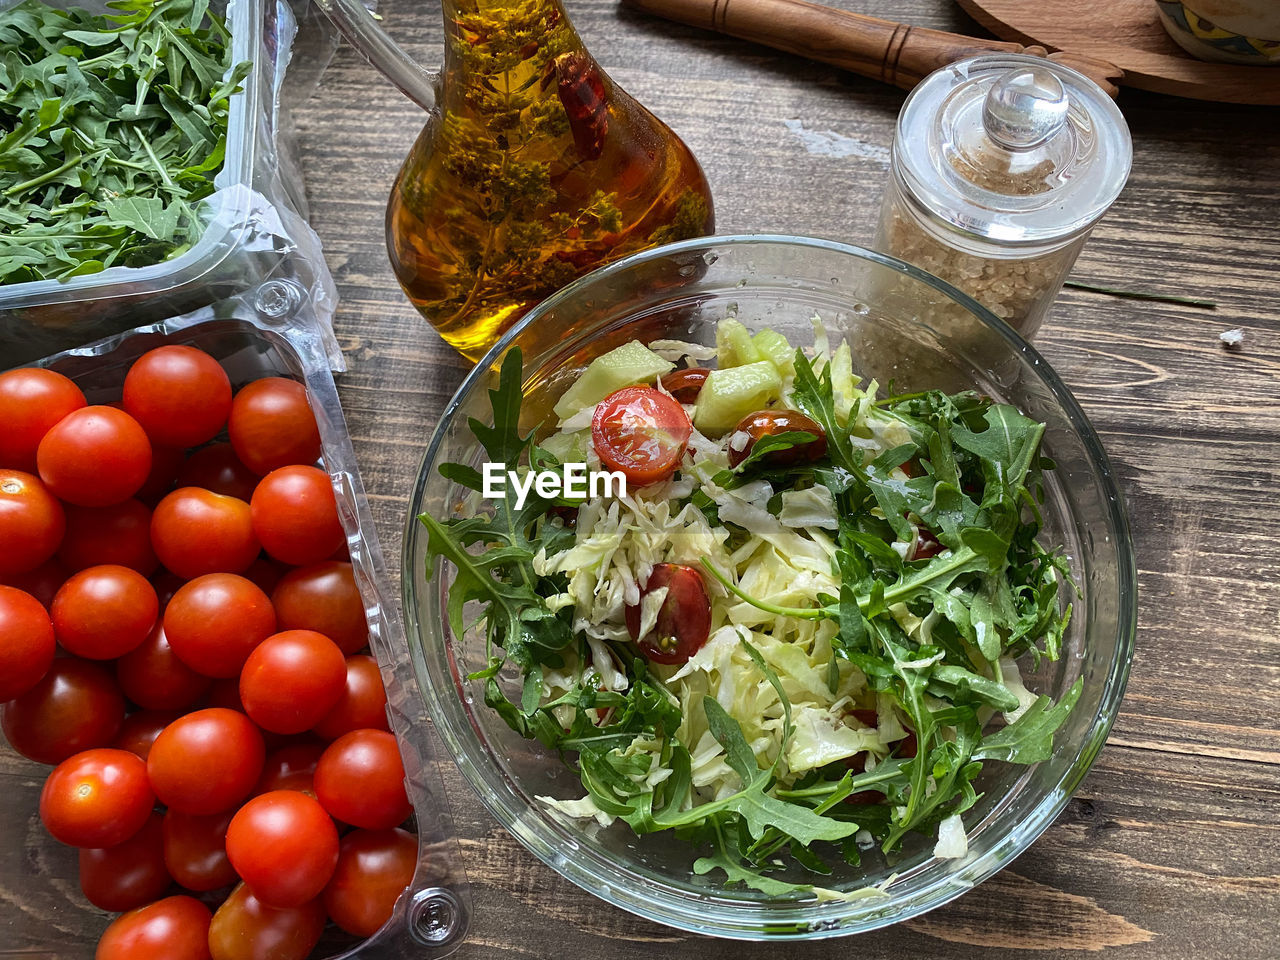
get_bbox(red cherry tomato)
[658,366,711,404]
[0,585,56,701]
[117,622,213,711]
[226,790,339,908]
[113,710,182,761]
[314,729,412,830]
[0,469,65,575]
[123,345,232,448]
[52,564,158,660]
[207,882,325,960]
[58,499,158,575]
[725,409,828,469]
[37,406,152,507]
[1,556,68,608]
[162,808,238,892]
[95,895,212,960]
[271,561,368,655]
[1,658,125,764]
[910,527,943,561]
[176,443,259,502]
[164,574,276,678]
[136,444,186,505]
[313,655,389,741]
[254,742,325,795]
[205,676,246,712]
[322,827,418,937]
[623,562,711,665]
[151,488,259,579]
[79,811,171,912]
[243,557,287,596]
[0,368,87,471]
[250,466,344,566]
[591,386,692,487]
[147,708,265,815]
[40,747,154,848]
[239,630,347,735]
[227,378,322,476]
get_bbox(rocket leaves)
[0,0,251,285]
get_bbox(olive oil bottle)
[384,0,714,360]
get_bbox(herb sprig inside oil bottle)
[387,0,714,360]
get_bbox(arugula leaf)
[0,0,251,285]
[703,698,759,784]
[421,348,573,671]
[973,677,1083,764]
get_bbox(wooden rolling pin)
[622,0,1123,97]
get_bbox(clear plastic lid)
[893,54,1132,246]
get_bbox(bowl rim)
[402,233,1137,939]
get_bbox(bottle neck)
[440,0,585,94]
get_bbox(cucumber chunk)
[553,341,674,420]
[752,328,795,377]
[693,361,783,436]
[716,319,763,368]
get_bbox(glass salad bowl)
[402,235,1136,939]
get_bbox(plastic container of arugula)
[405,236,1136,939]
[0,0,342,368]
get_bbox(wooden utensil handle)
[623,0,1122,96]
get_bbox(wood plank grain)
[6,0,1274,957]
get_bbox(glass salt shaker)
[874,54,1132,340]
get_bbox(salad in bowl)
[419,316,1079,901]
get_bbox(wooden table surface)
[290,0,1280,956]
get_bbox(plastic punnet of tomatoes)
[0,298,469,959]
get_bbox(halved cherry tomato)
[78,811,170,912]
[208,882,325,960]
[59,499,158,575]
[162,807,238,892]
[622,562,711,665]
[0,469,65,576]
[910,527,943,561]
[147,708,265,815]
[226,790,338,907]
[591,386,691,487]
[239,630,347,735]
[322,827,418,937]
[726,410,827,468]
[227,377,322,476]
[151,487,260,579]
[51,564,158,660]
[40,747,154,848]
[1,657,125,764]
[123,344,232,448]
[659,366,711,404]
[36,405,152,507]
[314,729,412,830]
[0,367,86,472]
[0,585,55,701]
[96,895,212,960]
